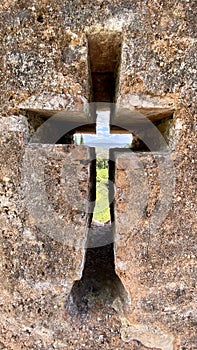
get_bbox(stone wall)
[0,1,196,349]
[112,150,196,350]
[0,116,95,348]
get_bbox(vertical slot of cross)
[87,31,122,105]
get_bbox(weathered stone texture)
[0,116,94,348]
[0,1,196,114]
[0,0,196,349]
[113,150,196,349]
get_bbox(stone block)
[112,150,196,349]
[0,116,95,347]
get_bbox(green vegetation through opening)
[93,157,110,223]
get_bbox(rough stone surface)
[113,150,196,350]
[0,116,95,348]
[0,0,196,349]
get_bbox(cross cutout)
[77,107,132,224]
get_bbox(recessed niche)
[65,243,129,316]
[87,31,122,103]
[20,108,96,144]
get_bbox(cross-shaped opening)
[20,30,175,316]
[74,109,132,225]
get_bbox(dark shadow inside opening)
[87,31,122,103]
[65,243,128,316]
[21,110,75,144]
[66,32,128,316]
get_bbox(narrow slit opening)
[66,110,130,318]
[65,242,128,316]
[87,31,122,104]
